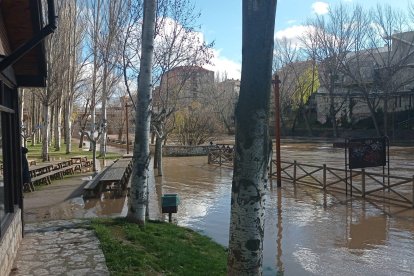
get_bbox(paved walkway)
[10,219,109,276]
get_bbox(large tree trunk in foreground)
[127,0,157,225]
[227,0,277,275]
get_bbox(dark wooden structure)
[0,1,55,274]
[207,144,235,166]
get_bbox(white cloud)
[276,25,309,40]
[275,25,315,48]
[312,2,329,15]
[205,49,241,80]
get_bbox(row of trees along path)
[18,0,277,274]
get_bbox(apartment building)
[315,31,414,125]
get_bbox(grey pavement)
[10,219,109,276]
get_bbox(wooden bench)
[31,172,52,186]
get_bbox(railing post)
[293,160,297,185]
[362,169,366,198]
[323,164,326,190]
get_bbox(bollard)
[323,164,327,190]
[293,160,297,185]
[362,169,366,198]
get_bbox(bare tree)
[98,0,126,157]
[127,0,157,225]
[174,101,218,145]
[367,4,414,136]
[84,0,105,167]
[303,3,355,137]
[150,0,213,175]
[336,5,382,134]
[274,38,318,135]
[202,79,239,134]
[227,0,277,274]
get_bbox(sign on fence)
[348,137,386,169]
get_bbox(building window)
[0,82,21,237]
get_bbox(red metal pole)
[273,75,282,187]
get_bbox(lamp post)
[273,75,282,187]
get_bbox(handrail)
[270,159,414,208]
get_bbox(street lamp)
[273,75,282,187]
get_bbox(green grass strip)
[26,142,121,161]
[91,218,227,276]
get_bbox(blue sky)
[195,0,411,79]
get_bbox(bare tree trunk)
[228,0,277,274]
[79,133,84,148]
[127,0,157,225]
[99,61,109,157]
[36,100,42,144]
[50,104,55,147]
[19,89,25,146]
[54,98,62,151]
[329,86,338,138]
[155,137,163,176]
[65,98,73,153]
[42,103,50,161]
[31,93,36,146]
[302,108,313,136]
[365,95,381,136]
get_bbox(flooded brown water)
[29,141,414,275]
[153,142,414,276]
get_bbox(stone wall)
[151,145,211,157]
[0,209,22,276]
[108,140,211,156]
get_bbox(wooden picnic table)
[71,156,87,165]
[111,159,131,168]
[29,163,54,177]
[25,159,81,192]
[100,167,128,182]
[84,158,133,197]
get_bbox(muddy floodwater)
[154,142,414,276]
[28,142,414,275]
